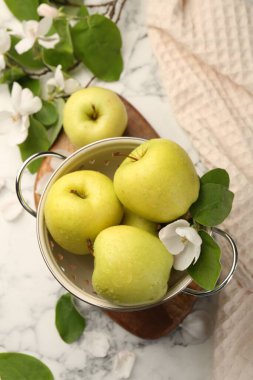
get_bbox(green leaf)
[19,117,50,173]
[47,98,65,145]
[71,14,123,81]
[4,0,39,20]
[8,36,44,71]
[43,18,74,70]
[201,168,230,188]
[0,67,26,84]
[0,352,54,380]
[78,5,89,17]
[19,77,41,96]
[55,293,86,343]
[35,100,58,127]
[62,4,88,17]
[188,230,221,290]
[190,183,234,226]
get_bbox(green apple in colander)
[114,138,200,223]
[92,225,173,305]
[121,208,158,236]
[44,170,123,255]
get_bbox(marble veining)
[0,0,215,379]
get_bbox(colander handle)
[182,227,238,297]
[16,151,66,218]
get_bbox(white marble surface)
[0,0,215,379]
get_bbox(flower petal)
[38,17,52,36]
[160,234,184,255]
[0,111,13,134]
[23,20,39,38]
[64,78,80,95]
[0,29,11,53]
[37,4,59,18]
[19,88,42,115]
[173,242,201,271]
[21,114,30,130]
[84,331,110,358]
[8,116,29,145]
[11,82,22,111]
[113,351,136,379]
[46,77,57,94]
[38,33,60,49]
[1,195,23,222]
[54,65,65,89]
[15,37,35,54]
[159,219,190,239]
[176,226,202,246]
[159,219,190,255]
[180,310,213,345]
[0,54,6,71]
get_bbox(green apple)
[44,170,123,255]
[92,225,173,305]
[122,208,157,235]
[114,138,200,222]
[63,87,128,148]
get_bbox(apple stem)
[112,152,138,161]
[87,239,94,256]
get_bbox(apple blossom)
[15,18,60,54]
[159,219,202,271]
[0,82,42,145]
[0,29,11,71]
[47,65,80,96]
[37,4,59,18]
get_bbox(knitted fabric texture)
[147,0,253,379]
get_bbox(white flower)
[0,29,11,71]
[47,65,80,95]
[15,18,60,54]
[0,82,42,145]
[37,4,59,18]
[159,219,202,271]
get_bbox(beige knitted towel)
[147,0,253,379]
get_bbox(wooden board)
[34,95,197,339]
